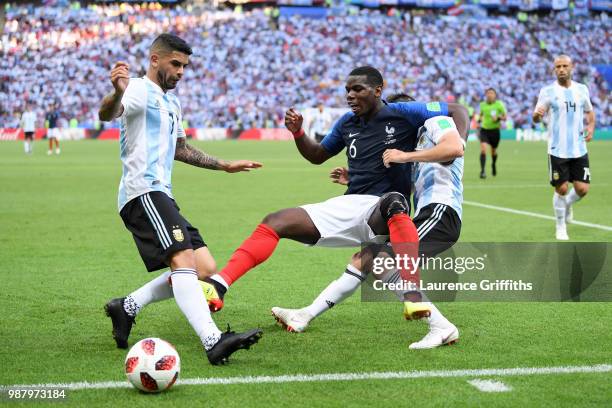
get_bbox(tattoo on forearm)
[174,139,223,170]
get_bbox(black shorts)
[413,203,462,258]
[479,128,501,148]
[548,154,590,187]
[120,191,206,272]
[24,131,34,140]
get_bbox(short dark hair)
[349,66,384,88]
[386,92,415,103]
[485,88,497,95]
[150,33,192,56]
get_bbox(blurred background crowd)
[0,2,609,130]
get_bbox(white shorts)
[301,194,388,248]
[48,128,60,139]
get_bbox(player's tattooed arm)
[285,108,333,165]
[447,103,470,141]
[174,138,262,172]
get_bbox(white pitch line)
[463,200,612,232]
[468,379,512,392]
[2,364,611,391]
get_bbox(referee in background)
[476,88,506,179]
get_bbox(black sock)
[206,277,227,297]
[492,154,498,166]
[480,153,486,172]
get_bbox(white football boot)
[409,324,459,350]
[556,224,569,241]
[271,307,313,333]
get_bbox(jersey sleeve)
[388,101,449,128]
[423,116,463,146]
[535,88,550,111]
[320,112,352,156]
[174,98,186,139]
[120,79,145,117]
[582,85,593,112]
[499,101,507,115]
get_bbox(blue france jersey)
[117,77,185,211]
[412,116,464,220]
[321,101,448,200]
[536,81,593,159]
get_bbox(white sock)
[124,271,173,317]
[420,293,452,329]
[210,274,229,290]
[566,189,582,206]
[304,264,365,318]
[553,192,567,228]
[24,141,29,153]
[171,269,222,350]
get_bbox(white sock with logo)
[124,271,173,317]
[304,265,365,318]
[553,192,567,228]
[566,189,582,206]
[170,269,222,350]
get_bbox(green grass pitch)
[1,139,611,407]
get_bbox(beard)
[157,69,178,91]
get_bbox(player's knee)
[350,252,363,270]
[261,211,284,232]
[555,183,568,195]
[169,249,196,270]
[262,209,302,238]
[575,185,589,197]
[196,258,217,279]
[379,192,408,221]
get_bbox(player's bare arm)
[285,108,332,165]
[447,103,470,140]
[585,110,595,142]
[99,62,129,121]
[174,138,262,172]
[383,130,464,168]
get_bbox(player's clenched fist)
[284,108,303,134]
[111,62,130,94]
[534,105,548,117]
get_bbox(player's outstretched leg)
[379,192,428,313]
[204,208,320,312]
[170,249,262,365]
[271,253,367,332]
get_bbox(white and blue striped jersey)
[536,81,593,159]
[413,116,464,220]
[117,77,185,211]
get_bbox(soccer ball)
[125,338,180,393]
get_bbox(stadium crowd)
[0,3,609,130]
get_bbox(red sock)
[219,224,280,286]
[387,214,420,287]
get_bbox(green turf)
[1,140,611,407]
